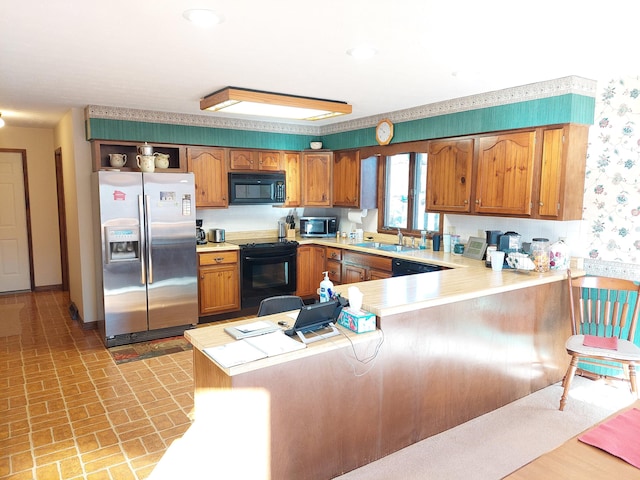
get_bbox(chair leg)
[559,356,579,411]
[630,363,638,398]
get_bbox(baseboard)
[33,284,63,292]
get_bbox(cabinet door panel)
[229,150,256,170]
[283,153,301,207]
[427,139,473,212]
[296,245,325,298]
[258,151,281,171]
[303,152,333,206]
[199,264,240,315]
[333,151,359,207]
[187,147,228,208]
[538,128,563,218]
[343,264,366,284]
[476,132,535,215]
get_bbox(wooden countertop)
[196,235,580,318]
[185,312,383,376]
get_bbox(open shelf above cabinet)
[92,140,187,172]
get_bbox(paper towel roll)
[347,209,367,224]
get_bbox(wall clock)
[376,119,394,145]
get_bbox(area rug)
[109,336,192,364]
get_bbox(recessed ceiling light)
[347,46,377,60]
[183,9,224,27]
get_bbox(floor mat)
[109,335,192,364]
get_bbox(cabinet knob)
[464,200,468,204]
[539,201,544,206]
[215,257,224,263]
[475,199,480,204]
[200,275,204,279]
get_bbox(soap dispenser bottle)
[319,271,334,303]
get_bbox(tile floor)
[0,290,195,480]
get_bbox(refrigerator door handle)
[138,195,147,284]
[145,194,153,284]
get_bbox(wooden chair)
[256,295,305,317]
[559,270,640,410]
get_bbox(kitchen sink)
[353,242,418,252]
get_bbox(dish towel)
[578,408,640,469]
[583,334,618,350]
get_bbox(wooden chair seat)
[559,271,640,411]
[566,335,640,361]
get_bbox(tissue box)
[337,308,376,333]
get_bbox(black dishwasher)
[391,259,450,277]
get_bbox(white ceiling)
[0,0,636,129]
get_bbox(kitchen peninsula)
[185,238,575,479]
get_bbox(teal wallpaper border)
[86,119,317,150]
[325,93,596,150]
[87,93,594,151]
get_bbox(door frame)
[54,148,69,291]
[0,148,34,291]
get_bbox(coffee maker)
[196,219,207,245]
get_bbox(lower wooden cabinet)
[296,245,326,298]
[332,249,393,284]
[198,251,240,316]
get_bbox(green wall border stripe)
[87,118,316,150]
[87,93,594,151]
[323,94,595,150]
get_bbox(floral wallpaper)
[583,76,640,265]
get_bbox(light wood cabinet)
[296,245,326,298]
[474,131,536,216]
[536,124,589,220]
[302,152,333,206]
[325,247,343,284]
[198,251,240,316]
[187,147,228,208]
[341,251,393,284]
[229,149,282,171]
[333,151,378,208]
[282,152,302,207]
[426,139,473,213]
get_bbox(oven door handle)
[244,254,295,262]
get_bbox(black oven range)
[228,238,299,308]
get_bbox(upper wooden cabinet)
[229,149,282,171]
[474,131,536,216]
[302,151,333,207]
[426,139,473,213]
[187,147,228,208]
[536,124,589,220]
[282,152,302,207]
[333,151,378,209]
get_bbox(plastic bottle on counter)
[420,231,427,249]
[319,271,334,303]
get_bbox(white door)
[0,152,31,292]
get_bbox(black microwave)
[228,173,286,205]
[300,216,338,238]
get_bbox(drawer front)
[326,247,342,261]
[343,251,392,272]
[327,259,342,283]
[199,250,238,266]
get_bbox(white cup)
[491,250,505,271]
[443,234,451,253]
[137,154,155,173]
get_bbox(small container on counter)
[531,238,550,272]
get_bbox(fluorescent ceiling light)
[200,87,352,121]
[183,9,224,27]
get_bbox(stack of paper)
[204,331,306,368]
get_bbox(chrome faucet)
[397,228,403,246]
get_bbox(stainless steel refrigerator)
[93,171,197,347]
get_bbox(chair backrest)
[257,295,305,317]
[567,270,640,342]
